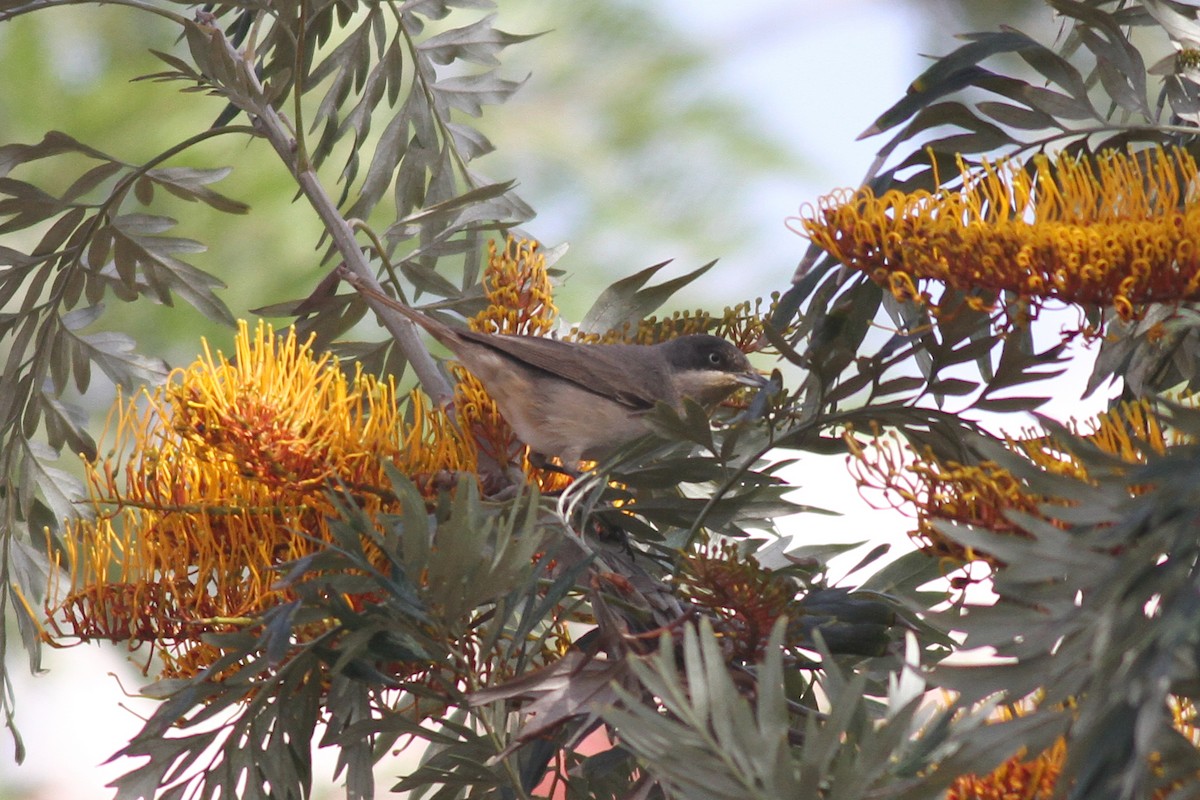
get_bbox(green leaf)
[147,166,249,214]
[19,439,84,524]
[432,72,524,117]
[640,400,716,454]
[73,331,169,388]
[975,100,1058,130]
[579,259,715,335]
[417,15,539,67]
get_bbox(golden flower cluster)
[799,147,1200,326]
[46,321,484,675]
[450,238,573,485]
[571,295,773,353]
[947,698,1200,799]
[947,738,1066,800]
[676,538,797,662]
[847,399,1180,564]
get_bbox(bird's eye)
[707,351,722,365]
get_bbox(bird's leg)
[528,451,581,478]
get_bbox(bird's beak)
[735,371,771,389]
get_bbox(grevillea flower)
[798,147,1200,326]
[45,321,477,676]
[452,238,574,487]
[676,538,796,661]
[945,696,1066,800]
[947,738,1066,800]
[946,697,1200,799]
[847,400,1181,564]
[571,296,772,352]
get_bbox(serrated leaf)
[612,457,731,488]
[0,130,111,178]
[640,400,716,453]
[398,258,463,298]
[148,166,249,214]
[134,175,155,206]
[417,15,538,67]
[74,330,169,387]
[972,394,1049,412]
[145,48,203,81]
[431,72,524,117]
[445,122,494,159]
[60,304,104,331]
[385,179,517,240]
[39,390,93,456]
[927,377,978,397]
[61,161,123,204]
[860,548,942,597]
[111,213,176,236]
[20,439,84,524]
[862,28,1064,137]
[975,100,1057,130]
[1051,0,1148,102]
[31,206,85,259]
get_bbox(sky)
[0,2,1104,798]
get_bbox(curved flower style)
[847,400,1179,564]
[799,147,1200,325]
[676,538,796,662]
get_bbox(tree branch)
[211,22,454,403]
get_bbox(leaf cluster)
[110,470,555,800]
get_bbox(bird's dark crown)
[659,334,754,374]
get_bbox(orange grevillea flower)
[675,538,796,661]
[798,147,1200,325]
[946,697,1200,799]
[847,400,1180,564]
[947,738,1066,800]
[945,696,1065,800]
[45,320,475,676]
[45,237,598,676]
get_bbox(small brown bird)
[348,278,766,465]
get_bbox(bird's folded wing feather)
[464,333,658,410]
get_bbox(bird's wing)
[334,271,660,409]
[465,333,659,410]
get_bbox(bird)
[343,274,767,466]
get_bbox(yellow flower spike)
[848,399,1193,566]
[47,319,481,677]
[946,695,1200,799]
[798,146,1200,329]
[437,236,568,490]
[473,237,558,337]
